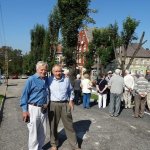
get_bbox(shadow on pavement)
[43,120,91,150]
[0,95,6,126]
[5,96,18,99]
[7,84,18,86]
[90,100,98,107]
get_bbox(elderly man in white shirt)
[123,70,134,108]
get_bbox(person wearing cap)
[105,71,113,106]
[108,69,124,117]
[134,73,150,118]
[73,74,81,105]
[105,71,113,82]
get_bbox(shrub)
[0,95,4,105]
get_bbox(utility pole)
[5,48,8,85]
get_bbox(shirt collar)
[34,73,45,80]
[53,75,65,82]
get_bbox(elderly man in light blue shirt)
[20,61,49,150]
[48,64,80,150]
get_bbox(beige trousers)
[123,90,132,108]
[146,93,150,110]
[48,102,78,149]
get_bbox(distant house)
[107,43,150,74]
[77,28,94,75]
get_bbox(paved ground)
[0,79,150,150]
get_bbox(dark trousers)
[48,101,78,149]
[134,94,146,117]
[74,90,81,104]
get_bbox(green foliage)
[58,0,93,67]
[42,29,50,62]
[48,5,61,71]
[84,42,95,72]
[91,93,98,100]
[0,95,4,105]
[0,46,23,75]
[121,16,140,49]
[85,27,116,71]
[29,24,46,73]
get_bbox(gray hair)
[64,69,69,75]
[36,61,48,70]
[115,69,121,75]
[76,74,81,79]
[84,73,90,79]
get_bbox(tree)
[0,46,23,75]
[84,27,115,73]
[48,5,61,71]
[58,0,94,68]
[84,42,95,73]
[120,16,140,71]
[30,24,46,73]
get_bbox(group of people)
[95,69,150,118]
[20,61,81,150]
[20,61,150,150]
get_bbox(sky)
[0,0,150,54]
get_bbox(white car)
[1,75,6,79]
[21,74,28,79]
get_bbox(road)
[0,79,150,150]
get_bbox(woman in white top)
[81,73,92,109]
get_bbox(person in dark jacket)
[73,74,81,105]
[96,73,108,108]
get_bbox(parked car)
[12,75,18,79]
[1,75,6,79]
[21,74,28,79]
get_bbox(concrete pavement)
[0,79,150,150]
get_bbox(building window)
[79,58,81,63]
[135,59,138,64]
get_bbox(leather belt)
[28,103,47,107]
[51,100,68,103]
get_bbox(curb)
[0,85,7,124]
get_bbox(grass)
[0,95,4,105]
[91,93,98,100]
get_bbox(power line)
[0,0,6,46]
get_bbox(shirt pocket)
[33,87,41,92]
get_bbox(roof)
[84,28,94,42]
[120,43,150,58]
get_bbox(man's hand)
[22,112,30,123]
[139,92,147,97]
[69,100,74,111]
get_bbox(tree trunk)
[126,32,147,70]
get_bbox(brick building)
[76,28,94,75]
